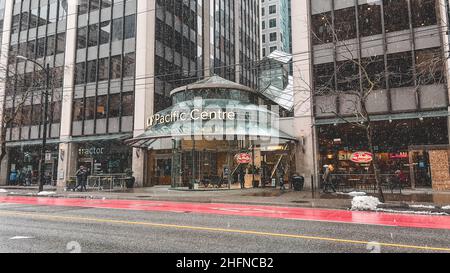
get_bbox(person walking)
[238,165,246,189]
[74,166,86,192]
[277,164,286,191]
[322,165,336,193]
[25,169,32,186]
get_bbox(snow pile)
[337,191,367,197]
[409,204,436,209]
[351,196,381,211]
[348,192,367,197]
[442,205,450,210]
[37,191,57,196]
[0,189,8,193]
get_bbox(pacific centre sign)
[147,109,236,127]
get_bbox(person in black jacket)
[74,166,87,192]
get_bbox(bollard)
[311,174,315,198]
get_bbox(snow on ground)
[376,208,449,216]
[0,189,8,193]
[442,205,450,210]
[37,191,57,196]
[351,196,381,211]
[409,204,436,209]
[337,191,367,197]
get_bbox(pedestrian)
[277,165,286,191]
[322,165,336,193]
[81,166,88,192]
[9,169,17,185]
[25,169,32,186]
[18,169,25,186]
[74,166,86,192]
[239,165,246,189]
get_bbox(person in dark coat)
[74,166,87,192]
[238,165,246,189]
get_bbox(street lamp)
[16,55,51,193]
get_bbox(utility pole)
[16,56,51,192]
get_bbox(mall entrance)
[146,138,296,190]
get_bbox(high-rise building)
[0,0,261,188]
[260,0,291,58]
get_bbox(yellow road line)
[1,210,449,252]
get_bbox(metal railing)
[68,173,129,192]
[323,174,406,194]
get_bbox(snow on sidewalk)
[351,196,381,211]
[0,189,8,193]
[37,191,57,196]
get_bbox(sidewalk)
[2,185,450,212]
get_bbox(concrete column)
[0,150,9,185]
[291,0,318,189]
[56,142,78,191]
[132,0,156,187]
[56,0,78,190]
[0,0,13,186]
[438,0,450,145]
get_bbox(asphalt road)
[0,202,449,253]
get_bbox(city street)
[0,197,449,253]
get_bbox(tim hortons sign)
[350,152,373,163]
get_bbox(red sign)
[350,152,373,163]
[235,153,251,164]
[389,152,408,159]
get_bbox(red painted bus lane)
[0,196,449,230]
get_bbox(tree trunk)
[366,124,385,203]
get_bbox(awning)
[6,133,132,148]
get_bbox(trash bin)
[292,175,304,191]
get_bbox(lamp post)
[16,56,51,193]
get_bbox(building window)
[124,14,136,39]
[75,62,86,85]
[383,0,409,33]
[269,46,277,53]
[122,92,134,116]
[314,62,335,94]
[411,0,437,28]
[77,27,87,49]
[269,5,276,14]
[86,60,97,83]
[311,12,333,45]
[269,32,277,42]
[98,57,109,81]
[88,23,99,47]
[109,94,121,117]
[334,7,356,41]
[96,95,107,119]
[387,51,413,88]
[358,3,382,37]
[110,55,122,79]
[112,18,123,41]
[123,53,135,78]
[415,47,444,85]
[99,21,111,45]
[269,18,276,28]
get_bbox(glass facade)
[311,0,446,117]
[73,0,136,136]
[154,0,199,113]
[5,0,67,142]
